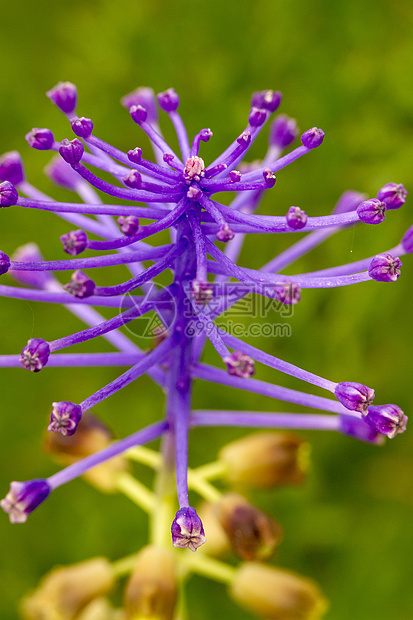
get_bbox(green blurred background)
[1,0,413,618]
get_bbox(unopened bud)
[20,558,115,620]
[59,138,84,165]
[286,206,308,230]
[171,506,206,551]
[124,546,177,620]
[219,431,310,488]
[363,404,407,439]
[25,128,55,150]
[335,382,375,413]
[215,493,282,561]
[121,87,158,125]
[376,182,407,210]
[224,351,255,378]
[301,127,325,149]
[274,281,301,305]
[117,215,140,237]
[248,107,267,127]
[71,117,94,139]
[368,253,402,282]
[230,563,328,620]
[47,81,77,115]
[61,230,88,256]
[0,151,25,185]
[64,270,95,298]
[20,338,50,372]
[157,88,180,112]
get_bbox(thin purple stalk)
[80,337,174,412]
[220,332,337,392]
[48,420,168,490]
[191,411,341,431]
[193,363,348,415]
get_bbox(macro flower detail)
[0,480,51,524]
[0,81,410,619]
[171,507,207,551]
[48,401,83,436]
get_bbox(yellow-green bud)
[124,546,177,620]
[219,432,310,488]
[229,563,328,620]
[197,502,231,557]
[20,558,116,620]
[215,493,282,561]
[76,598,124,620]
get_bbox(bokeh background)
[1,0,413,618]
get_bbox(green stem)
[183,553,236,584]
[116,471,154,513]
[193,460,227,481]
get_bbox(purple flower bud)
[301,127,325,149]
[274,281,301,305]
[20,338,50,372]
[117,215,140,237]
[60,229,88,256]
[217,224,235,242]
[71,117,93,139]
[47,81,77,115]
[224,351,255,378]
[0,251,10,275]
[237,131,251,146]
[130,105,148,125]
[1,479,51,523]
[269,114,299,148]
[191,280,213,305]
[363,404,407,439]
[184,156,205,183]
[25,128,55,150]
[286,206,308,230]
[123,170,142,189]
[334,382,375,413]
[377,182,407,210]
[356,198,387,224]
[63,270,95,298]
[45,157,81,190]
[163,153,175,166]
[157,88,180,112]
[121,87,158,125]
[263,168,276,188]
[251,90,282,113]
[199,128,213,142]
[59,138,84,165]
[401,226,413,254]
[339,414,385,445]
[9,243,54,289]
[0,180,18,207]
[368,253,402,282]
[187,185,202,201]
[171,507,206,552]
[229,170,242,183]
[48,401,82,436]
[248,107,267,128]
[127,147,142,164]
[0,151,25,185]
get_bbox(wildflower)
[0,82,410,618]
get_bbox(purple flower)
[1,480,51,523]
[363,405,408,439]
[0,82,409,544]
[25,128,55,150]
[48,401,83,436]
[19,338,50,372]
[0,151,25,185]
[171,507,206,551]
